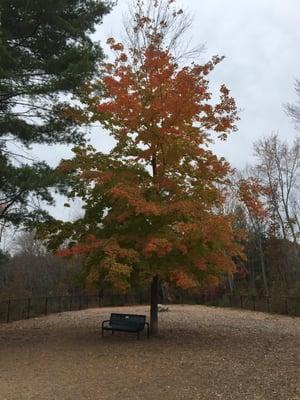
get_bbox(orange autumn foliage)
[238,178,270,221]
[41,0,244,293]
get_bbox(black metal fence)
[0,290,150,323]
[0,291,299,324]
[163,289,300,317]
[223,294,300,316]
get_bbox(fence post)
[252,296,256,311]
[229,294,233,308]
[58,297,62,313]
[240,295,243,309]
[139,291,143,305]
[86,296,89,309]
[6,299,11,323]
[44,297,48,316]
[266,296,270,313]
[70,295,73,311]
[285,297,289,315]
[79,296,82,310]
[27,298,31,319]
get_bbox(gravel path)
[0,305,299,400]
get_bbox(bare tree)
[13,231,46,257]
[254,134,300,244]
[285,79,300,128]
[0,231,84,299]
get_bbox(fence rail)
[0,292,299,324]
[0,291,149,323]
[223,294,299,316]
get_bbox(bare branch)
[123,0,204,64]
[284,79,300,128]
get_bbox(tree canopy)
[40,0,244,333]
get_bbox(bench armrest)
[102,319,110,328]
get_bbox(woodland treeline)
[229,134,300,298]
[0,0,299,315]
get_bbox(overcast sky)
[31,0,299,171]
[99,0,300,165]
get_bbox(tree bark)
[150,150,159,336]
[150,275,159,335]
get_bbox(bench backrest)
[110,313,146,329]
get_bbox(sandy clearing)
[0,305,299,400]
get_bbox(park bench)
[101,313,150,339]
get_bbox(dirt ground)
[0,305,299,400]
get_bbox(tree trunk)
[150,275,159,335]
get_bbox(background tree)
[227,135,300,298]
[253,134,300,244]
[237,175,270,296]
[252,134,300,295]
[40,0,242,335]
[285,79,300,127]
[0,0,112,235]
[0,230,83,300]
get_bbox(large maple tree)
[41,0,243,334]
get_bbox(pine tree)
[0,0,112,233]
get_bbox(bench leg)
[137,331,140,340]
[145,322,150,339]
[101,328,104,337]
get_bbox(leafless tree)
[285,79,300,128]
[0,231,84,299]
[254,134,300,244]
[13,230,46,257]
